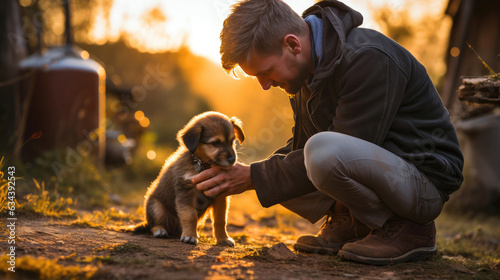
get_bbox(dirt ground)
[1,204,500,280]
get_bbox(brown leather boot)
[294,202,371,255]
[338,216,437,265]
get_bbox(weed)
[17,179,76,218]
[0,157,9,214]
[467,42,499,79]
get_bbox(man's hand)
[192,163,254,197]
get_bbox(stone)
[268,242,295,260]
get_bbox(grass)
[436,211,500,264]
[96,241,148,255]
[1,155,76,219]
[76,242,151,266]
[2,148,500,279]
[0,156,14,215]
[16,179,76,218]
[25,150,114,208]
[0,255,97,280]
[69,207,142,230]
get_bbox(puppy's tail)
[132,222,150,235]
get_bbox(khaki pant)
[281,132,443,229]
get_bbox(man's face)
[239,46,309,95]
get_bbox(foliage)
[84,40,212,147]
[19,0,112,53]
[124,132,174,183]
[372,0,451,87]
[25,149,113,208]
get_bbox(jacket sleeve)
[333,48,408,145]
[250,148,317,207]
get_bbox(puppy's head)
[177,112,245,167]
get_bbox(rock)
[268,242,295,260]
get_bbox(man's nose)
[257,76,273,90]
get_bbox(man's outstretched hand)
[192,163,254,197]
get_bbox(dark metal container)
[19,46,106,163]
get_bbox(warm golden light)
[147,150,157,160]
[139,117,150,128]
[19,0,34,8]
[135,110,145,121]
[117,134,127,143]
[99,84,106,94]
[89,0,316,64]
[88,132,98,141]
[81,50,90,60]
[97,66,106,78]
[450,47,460,57]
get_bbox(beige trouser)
[280,132,444,229]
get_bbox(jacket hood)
[302,1,363,88]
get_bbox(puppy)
[133,111,244,246]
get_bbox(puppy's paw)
[153,228,169,238]
[217,237,235,247]
[181,236,198,245]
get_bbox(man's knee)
[304,132,351,189]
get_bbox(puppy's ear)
[230,116,245,144]
[179,123,202,154]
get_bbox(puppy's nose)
[227,156,235,165]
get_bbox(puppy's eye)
[210,140,222,147]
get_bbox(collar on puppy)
[192,154,211,173]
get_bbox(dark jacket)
[250,0,464,207]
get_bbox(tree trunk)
[0,0,27,156]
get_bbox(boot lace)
[321,212,349,229]
[372,219,404,239]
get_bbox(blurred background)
[0,0,499,217]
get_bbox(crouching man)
[193,0,464,265]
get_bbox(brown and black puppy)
[133,111,244,246]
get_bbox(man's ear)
[179,123,202,154]
[283,34,302,55]
[230,116,245,144]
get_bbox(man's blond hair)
[220,0,307,73]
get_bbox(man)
[192,0,463,265]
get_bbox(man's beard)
[283,54,311,95]
[283,76,309,95]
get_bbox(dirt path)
[2,214,499,280]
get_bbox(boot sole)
[293,243,340,255]
[338,245,437,265]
